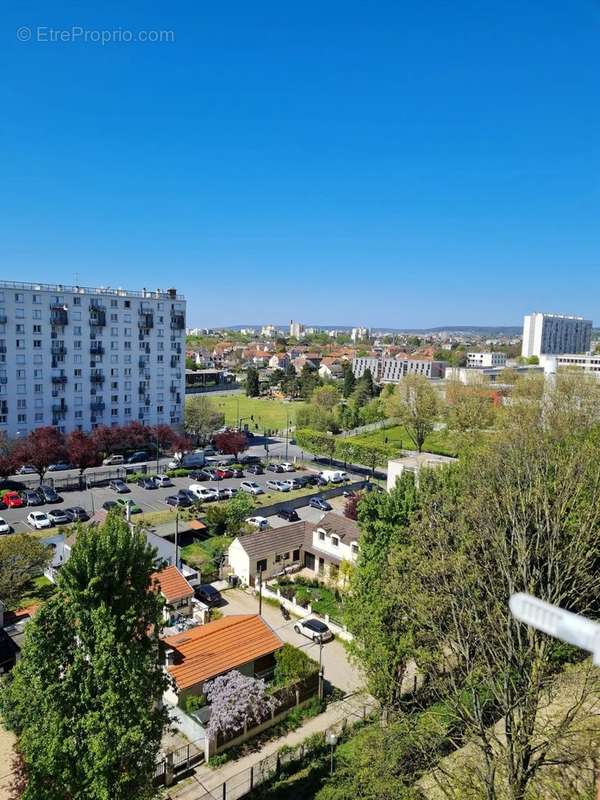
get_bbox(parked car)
[102,500,119,511]
[216,487,237,500]
[47,509,70,525]
[115,498,142,514]
[16,465,37,475]
[63,506,90,522]
[279,463,295,472]
[165,494,193,508]
[102,454,124,466]
[309,497,332,511]
[296,474,319,487]
[231,467,244,478]
[3,491,24,508]
[266,463,285,473]
[202,468,222,481]
[20,489,43,507]
[215,467,233,479]
[194,584,222,607]
[277,507,300,522]
[28,511,52,530]
[246,464,264,475]
[0,499,6,511]
[38,485,61,503]
[246,516,269,531]
[188,485,217,502]
[240,481,264,496]
[293,618,333,643]
[0,517,11,535]
[137,476,158,489]
[47,462,73,472]
[318,470,348,484]
[168,452,206,470]
[315,475,329,486]
[281,479,302,490]
[266,479,290,492]
[126,451,149,464]
[154,474,174,488]
[177,489,199,505]
[188,470,209,481]
[203,446,216,456]
[109,479,129,493]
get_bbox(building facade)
[352,356,447,383]
[466,351,507,368]
[539,353,600,377]
[521,313,592,357]
[0,281,186,438]
[289,320,304,338]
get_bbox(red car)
[3,491,24,508]
[215,467,233,479]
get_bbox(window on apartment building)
[124,328,131,337]
[16,324,25,334]
[74,383,82,392]
[124,341,131,350]
[124,313,131,323]
[111,299,118,307]
[33,325,41,334]
[17,414,26,423]
[74,326,81,335]
[111,409,118,417]
[34,398,43,408]
[74,396,82,406]
[34,384,43,393]
[73,354,81,364]
[318,531,325,541]
[157,405,163,413]
[111,382,118,389]
[74,341,82,349]
[293,549,300,561]
[111,395,118,403]
[17,383,26,394]
[124,408,131,416]
[73,296,81,305]
[34,413,43,422]
[74,368,81,377]
[124,355,131,363]
[157,329,164,337]
[110,314,118,322]
[157,355,163,363]
[15,293,24,303]
[32,309,42,320]
[32,294,40,304]
[33,340,42,349]
[17,399,26,409]
[15,339,24,349]
[16,369,25,378]
[124,300,130,308]
[16,308,24,318]
[124,368,131,376]
[111,327,118,336]
[75,410,82,419]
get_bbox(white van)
[318,470,348,484]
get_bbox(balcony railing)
[50,306,69,326]
[170,312,185,330]
[52,403,68,414]
[51,345,67,357]
[90,373,105,384]
[90,344,105,355]
[51,375,67,385]
[89,309,106,327]
[138,311,154,329]
[90,401,105,413]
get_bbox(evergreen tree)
[342,363,356,398]
[246,366,260,397]
[0,514,168,800]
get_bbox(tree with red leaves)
[214,431,248,459]
[120,421,150,450]
[14,427,67,484]
[344,491,363,520]
[91,425,122,457]
[67,430,102,476]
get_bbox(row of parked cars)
[25,506,90,530]
[0,484,64,510]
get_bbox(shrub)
[294,586,312,608]
[273,644,319,688]
[166,468,191,478]
[179,693,207,715]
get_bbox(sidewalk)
[167,692,376,799]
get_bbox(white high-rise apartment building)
[0,281,186,439]
[289,320,304,338]
[351,326,370,342]
[521,313,592,358]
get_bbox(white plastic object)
[509,593,600,666]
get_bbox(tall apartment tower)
[521,313,592,358]
[289,320,304,339]
[0,281,186,439]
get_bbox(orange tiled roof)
[150,565,193,604]
[3,603,40,626]
[163,615,283,690]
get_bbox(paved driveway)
[218,587,363,695]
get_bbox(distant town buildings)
[351,326,370,342]
[466,352,507,368]
[521,313,592,358]
[261,324,279,338]
[0,281,186,438]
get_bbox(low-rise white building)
[466,352,507,368]
[387,451,457,491]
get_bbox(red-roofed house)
[151,565,194,623]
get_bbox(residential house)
[268,353,290,369]
[0,602,39,674]
[162,614,283,703]
[227,513,360,586]
[151,565,195,624]
[318,357,344,380]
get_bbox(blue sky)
[2,1,599,328]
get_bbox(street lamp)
[325,730,338,775]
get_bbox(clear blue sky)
[2,1,599,328]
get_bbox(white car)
[0,517,11,535]
[102,454,124,466]
[188,484,217,502]
[27,511,52,530]
[293,618,334,643]
[246,516,269,531]
[266,479,290,492]
[154,474,174,488]
[280,463,295,472]
[240,481,264,496]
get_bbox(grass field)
[346,424,457,457]
[18,575,56,608]
[208,394,305,433]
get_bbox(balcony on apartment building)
[51,375,68,385]
[138,310,154,329]
[50,305,69,326]
[90,401,106,413]
[170,312,185,330]
[89,304,106,327]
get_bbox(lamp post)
[174,511,179,569]
[257,568,263,616]
[86,479,95,516]
[284,413,290,462]
[325,730,338,776]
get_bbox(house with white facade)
[227,513,360,586]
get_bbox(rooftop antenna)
[509,593,600,665]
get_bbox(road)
[0,439,361,535]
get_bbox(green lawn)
[19,575,56,608]
[209,394,305,433]
[346,424,457,457]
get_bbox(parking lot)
[0,450,360,536]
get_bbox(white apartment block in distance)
[521,312,592,358]
[351,326,370,342]
[466,351,507,368]
[0,281,186,439]
[352,356,446,383]
[289,320,304,338]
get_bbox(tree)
[91,424,123,457]
[205,671,275,740]
[445,379,496,435]
[358,397,386,425]
[0,514,168,800]
[311,384,340,411]
[13,426,67,483]
[0,535,52,610]
[272,644,319,688]
[342,363,356,398]
[299,363,320,399]
[120,421,151,450]
[269,368,285,387]
[185,355,198,371]
[184,395,225,445]
[246,366,260,397]
[385,374,439,452]
[214,431,248,459]
[339,440,394,475]
[66,430,101,476]
[344,473,419,710]
[295,428,336,463]
[343,491,363,520]
[205,493,255,537]
[0,434,17,481]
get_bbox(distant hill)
[220,324,522,336]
